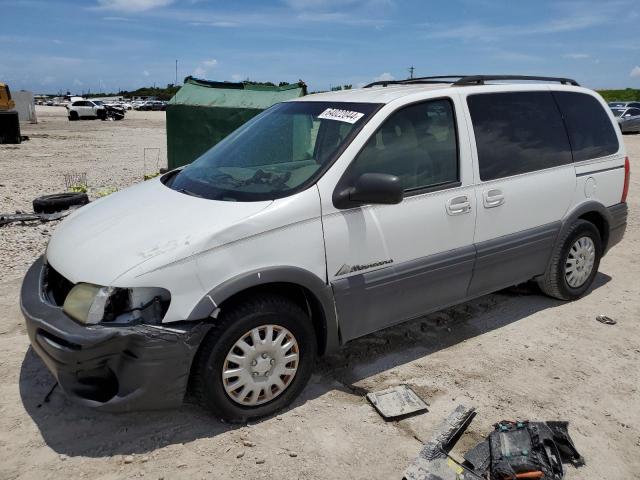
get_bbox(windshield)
[609,102,626,107]
[167,101,380,201]
[611,108,626,117]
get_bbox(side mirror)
[334,173,403,209]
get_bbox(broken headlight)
[63,283,170,325]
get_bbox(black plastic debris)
[402,406,584,480]
[464,420,584,479]
[366,385,429,420]
[0,210,71,227]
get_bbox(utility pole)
[175,60,178,86]
[409,66,415,79]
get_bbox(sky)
[2,0,640,94]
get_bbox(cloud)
[231,73,245,82]
[96,0,173,13]
[564,53,590,59]
[631,66,640,78]
[192,59,218,78]
[73,79,84,86]
[143,70,150,76]
[374,72,394,82]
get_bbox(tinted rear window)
[552,92,619,162]
[468,91,572,181]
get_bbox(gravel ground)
[0,106,639,479]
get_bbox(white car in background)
[66,100,105,120]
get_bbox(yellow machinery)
[0,82,21,144]
[0,83,16,110]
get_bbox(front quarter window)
[166,101,380,201]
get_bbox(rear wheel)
[191,295,316,423]
[538,219,602,300]
[68,111,78,121]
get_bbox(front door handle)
[483,189,505,208]
[446,195,471,215]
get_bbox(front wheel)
[538,219,602,300]
[190,295,316,423]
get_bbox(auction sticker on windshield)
[318,108,365,124]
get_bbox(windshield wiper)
[179,188,204,198]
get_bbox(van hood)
[46,178,272,285]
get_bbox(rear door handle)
[483,189,505,208]
[446,195,471,215]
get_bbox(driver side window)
[349,98,459,192]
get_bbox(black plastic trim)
[191,267,339,355]
[467,222,561,298]
[332,245,475,342]
[576,165,624,177]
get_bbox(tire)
[537,219,602,300]
[68,111,78,121]
[191,294,316,423]
[33,192,89,214]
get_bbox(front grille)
[44,265,74,306]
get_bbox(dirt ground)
[0,106,638,480]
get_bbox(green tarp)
[166,77,306,169]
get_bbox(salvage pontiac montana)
[22,75,629,422]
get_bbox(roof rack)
[364,75,467,88]
[453,75,579,86]
[363,75,580,88]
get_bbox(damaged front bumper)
[20,257,212,412]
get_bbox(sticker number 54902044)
[317,108,364,124]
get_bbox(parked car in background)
[67,100,105,120]
[609,101,640,109]
[138,100,167,111]
[611,106,640,133]
[67,100,125,121]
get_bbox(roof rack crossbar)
[453,75,580,86]
[363,75,580,88]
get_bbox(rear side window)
[468,92,572,181]
[552,91,619,162]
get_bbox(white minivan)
[22,75,629,422]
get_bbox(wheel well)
[216,282,328,356]
[578,211,609,251]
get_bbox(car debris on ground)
[366,385,429,420]
[0,209,72,227]
[403,404,584,480]
[595,315,616,325]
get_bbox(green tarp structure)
[167,76,306,169]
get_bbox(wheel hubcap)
[565,236,596,288]
[222,325,299,406]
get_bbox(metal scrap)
[0,210,71,227]
[403,404,477,480]
[366,385,428,420]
